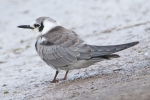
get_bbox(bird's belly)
[42,60,99,71]
[67,60,98,70]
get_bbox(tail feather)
[89,41,139,57]
[101,54,120,59]
[90,54,120,60]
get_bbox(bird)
[18,17,139,83]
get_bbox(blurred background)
[0,0,150,100]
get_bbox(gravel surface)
[0,0,150,100]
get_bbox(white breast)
[36,36,47,44]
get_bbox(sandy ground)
[0,0,150,100]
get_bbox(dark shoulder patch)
[35,41,38,51]
[40,40,53,46]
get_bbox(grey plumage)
[18,17,139,82]
[89,42,138,57]
[35,26,138,70]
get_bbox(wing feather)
[35,26,92,69]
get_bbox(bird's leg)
[51,71,59,83]
[62,71,69,80]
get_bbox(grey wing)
[36,28,92,69]
[39,45,78,67]
[89,41,139,57]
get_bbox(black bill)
[17,25,34,29]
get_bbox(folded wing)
[35,26,92,68]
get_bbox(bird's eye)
[34,24,40,28]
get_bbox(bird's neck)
[41,21,59,35]
[34,24,59,39]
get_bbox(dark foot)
[60,71,68,81]
[50,71,59,83]
[50,79,58,83]
[60,77,67,81]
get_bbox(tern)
[18,17,139,83]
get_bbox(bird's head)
[18,17,60,36]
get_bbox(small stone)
[4,91,9,94]
[2,84,6,87]
[13,91,17,94]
